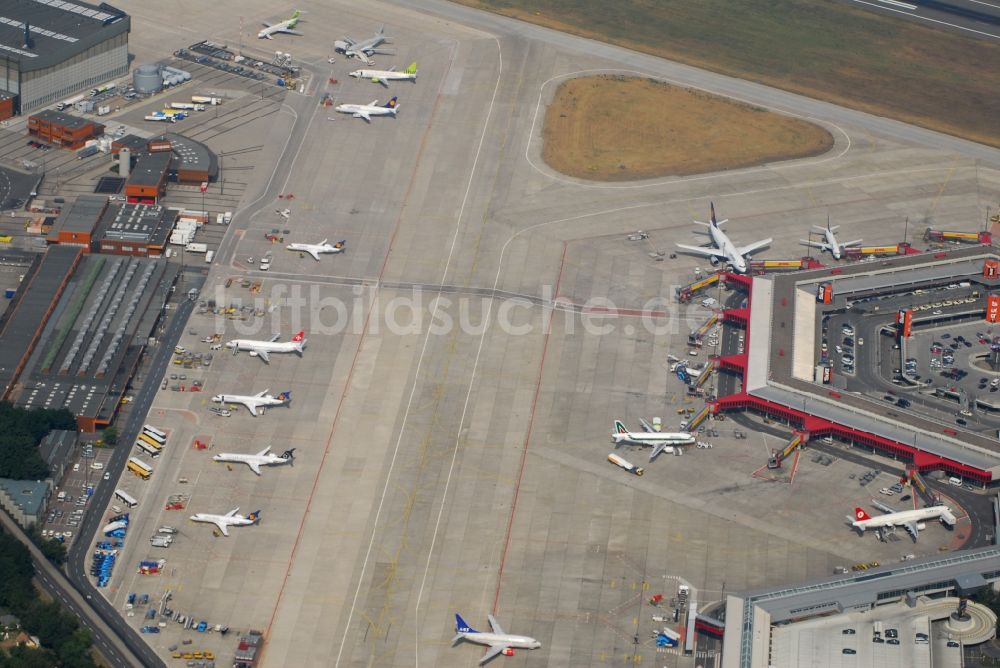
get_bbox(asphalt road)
[64,279,202,668]
[840,0,1000,40]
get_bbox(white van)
[949,476,962,486]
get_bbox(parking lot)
[41,442,116,547]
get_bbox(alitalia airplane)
[675,202,772,274]
[333,97,399,122]
[286,239,346,261]
[850,502,956,541]
[225,331,307,363]
[349,62,417,87]
[452,614,541,665]
[213,447,294,475]
[258,10,303,39]
[211,389,291,416]
[189,508,261,536]
[612,419,696,461]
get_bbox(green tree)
[102,426,118,446]
[0,402,76,480]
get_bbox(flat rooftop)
[48,194,107,237]
[127,151,171,188]
[742,245,1000,479]
[0,0,129,72]
[30,108,93,130]
[95,202,177,248]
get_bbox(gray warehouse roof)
[0,478,49,516]
[29,108,94,130]
[0,0,129,72]
[154,133,217,177]
[95,202,176,247]
[128,151,171,187]
[39,428,75,470]
[49,194,106,236]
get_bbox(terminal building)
[710,245,1000,485]
[722,546,1000,667]
[0,0,130,115]
[0,245,179,431]
[47,195,178,256]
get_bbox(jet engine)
[502,649,515,657]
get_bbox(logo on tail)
[281,448,295,461]
[247,510,262,523]
[854,507,871,521]
[614,420,628,434]
[292,331,305,342]
[385,96,398,109]
[455,613,476,634]
[278,391,292,402]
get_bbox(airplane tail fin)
[335,240,347,249]
[613,420,628,434]
[385,96,398,109]
[248,510,262,524]
[292,331,306,342]
[405,61,417,75]
[854,507,871,521]
[455,613,476,634]
[278,391,291,402]
[282,448,295,463]
[710,202,717,225]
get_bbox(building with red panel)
[711,245,1000,485]
[27,110,104,149]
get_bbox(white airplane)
[225,331,307,363]
[675,203,772,274]
[349,62,417,87]
[333,97,399,122]
[258,10,302,39]
[213,447,295,475]
[334,25,392,64]
[211,389,291,416]
[275,208,290,219]
[452,613,541,665]
[850,503,956,541]
[800,218,862,260]
[286,239,346,261]
[612,419,695,461]
[189,508,261,537]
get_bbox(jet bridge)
[676,273,720,304]
[686,405,711,432]
[767,432,805,469]
[688,313,720,348]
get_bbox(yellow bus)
[127,457,153,480]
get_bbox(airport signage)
[816,283,832,304]
[896,309,913,337]
[822,366,832,384]
[987,295,1000,323]
[984,259,999,279]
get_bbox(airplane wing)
[356,52,372,64]
[257,350,271,364]
[649,443,669,461]
[842,239,864,247]
[269,334,281,343]
[736,238,773,257]
[639,417,655,433]
[225,508,240,517]
[487,615,506,635]
[903,521,918,539]
[256,447,271,457]
[248,461,262,475]
[214,520,230,537]
[354,111,372,122]
[305,248,321,261]
[675,243,728,258]
[243,402,259,417]
[479,644,508,665]
[375,78,389,88]
[800,239,830,251]
[870,499,895,514]
[283,29,304,36]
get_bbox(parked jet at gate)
[849,503,956,540]
[286,239,346,260]
[452,613,541,665]
[800,218,861,261]
[190,508,261,536]
[213,447,294,475]
[226,331,306,363]
[334,25,391,64]
[258,10,303,39]
[334,98,398,122]
[675,203,772,274]
[211,389,291,416]
[349,62,417,87]
[612,419,695,461]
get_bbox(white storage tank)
[133,65,162,94]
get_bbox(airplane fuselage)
[349,69,415,83]
[825,228,842,260]
[212,453,290,468]
[458,631,541,651]
[852,505,955,532]
[612,432,695,445]
[710,223,746,273]
[226,340,302,356]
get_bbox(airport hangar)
[0,243,178,431]
[0,0,129,116]
[721,546,1000,668]
[709,244,1000,485]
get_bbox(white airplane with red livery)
[849,503,956,541]
[452,613,541,665]
[225,331,306,363]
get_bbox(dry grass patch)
[543,75,833,181]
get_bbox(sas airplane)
[334,25,392,64]
[349,62,417,87]
[849,502,956,541]
[211,389,291,416]
[800,218,861,260]
[286,239,346,261]
[452,613,541,665]
[258,10,303,39]
[334,97,399,122]
[612,419,695,461]
[675,202,772,274]
[190,508,261,536]
[226,331,307,363]
[213,447,295,475]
